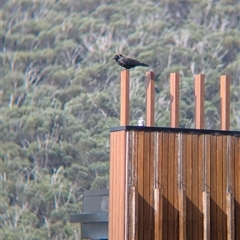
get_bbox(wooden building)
[108,71,240,240]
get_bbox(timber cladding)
[109,126,240,240]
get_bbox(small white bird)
[138,117,145,126]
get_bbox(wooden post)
[170,73,179,128]
[195,74,205,129]
[120,70,130,125]
[146,71,155,126]
[220,75,230,130]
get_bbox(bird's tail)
[140,62,149,67]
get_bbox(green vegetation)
[1,0,239,238]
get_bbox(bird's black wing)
[126,58,148,68]
[125,58,142,67]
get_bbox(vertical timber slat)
[168,132,173,239]
[154,188,161,240]
[198,134,204,240]
[216,135,223,240]
[162,132,169,239]
[126,131,131,240]
[226,136,235,240]
[203,191,210,240]
[131,132,139,240]
[179,189,186,240]
[203,134,211,240]
[167,133,175,239]
[210,135,218,239]
[192,134,199,239]
[146,71,155,126]
[195,74,205,129]
[157,132,164,240]
[137,131,144,240]
[235,137,240,239]
[186,134,193,240]
[149,132,155,239]
[222,136,228,239]
[170,73,179,128]
[220,75,230,131]
[143,132,150,240]
[173,133,179,239]
[227,192,234,240]
[120,70,129,125]
[178,133,187,240]
[129,187,138,240]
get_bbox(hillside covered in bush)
[1,0,239,238]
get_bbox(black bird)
[112,54,149,69]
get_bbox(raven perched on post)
[112,54,149,69]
